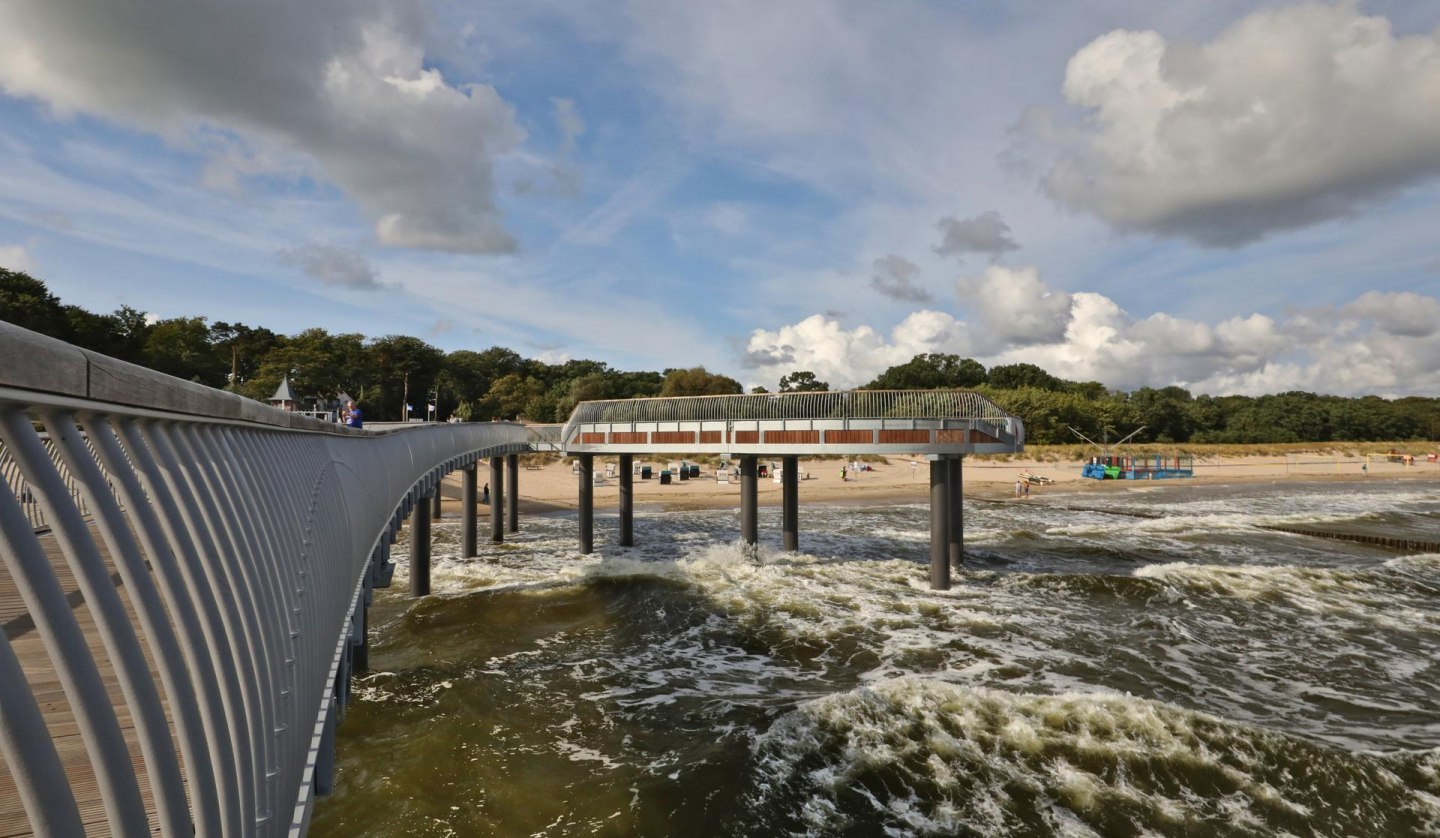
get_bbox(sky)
[1,0,1438,397]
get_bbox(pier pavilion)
[0,321,1022,836]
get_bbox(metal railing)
[0,321,528,837]
[526,424,564,449]
[561,390,1012,439]
[2,433,99,531]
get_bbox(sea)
[311,481,1440,837]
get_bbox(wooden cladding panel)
[763,430,820,445]
[878,430,931,444]
[581,432,607,444]
[651,431,697,445]
[971,430,1001,444]
[610,432,647,444]
[934,430,970,444]
[733,431,760,444]
[699,431,723,444]
[824,430,873,445]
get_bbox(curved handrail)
[0,320,529,837]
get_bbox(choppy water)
[312,482,1440,837]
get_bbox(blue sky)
[1,0,1438,396]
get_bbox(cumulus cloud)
[869,254,932,302]
[934,211,1020,259]
[278,243,386,291]
[1033,3,1440,246]
[744,266,1440,396]
[0,244,33,272]
[1341,290,1440,338]
[0,0,524,252]
[955,265,1072,345]
[0,243,32,272]
[742,310,970,388]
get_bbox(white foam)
[749,677,1427,835]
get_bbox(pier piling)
[490,457,504,543]
[947,457,963,570]
[782,454,798,552]
[930,460,950,590]
[410,490,432,597]
[579,454,594,554]
[506,453,519,533]
[740,456,758,546]
[619,453,634,546]
[462,464,477,558]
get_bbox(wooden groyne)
[1260,525,1440,554]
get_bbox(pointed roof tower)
[270,377,298,409]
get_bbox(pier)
[0,321,1022,836]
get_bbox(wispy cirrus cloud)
[278,243,387,291]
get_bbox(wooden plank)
[0,528,174,837]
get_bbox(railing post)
[490,457,504,543]
[930,460,950,590]
[740,455,758,547]
[619,453,633,547]
[411,491,432,597]
[506,453,519,533]
[782,454,798,552]
[948,457,963,570]
[462,464,477,558]
[578,453,594,554]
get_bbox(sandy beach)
[439,451,1440,515]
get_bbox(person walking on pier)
[343,400,363,428]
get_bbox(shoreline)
[437,454,1440,516]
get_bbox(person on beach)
[342,400,362,428]
[1023,481,1030,498]
[841,467,847,482]
[482,483,490,504]
[1015,479,1023,498]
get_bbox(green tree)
[660,367,743,397]
[864,354,986,389]
[143,316,225,385]
[369,335,444,421]
[987,362,1064,391]
[0,269,69,336]
[246,329,369,404]
[778,370,829,392]
[482,373,549,420]
[211,321,279,388]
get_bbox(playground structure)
[1081,454,1195,480]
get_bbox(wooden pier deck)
[0,528,169,837]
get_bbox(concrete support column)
[506,453,519,534]
[353,584,369,672]
[929,461,950,590]
[461,464,477,558]
[740,455,758,546]
[490,457,504,543]
[411,491,432,597]
[782,454,799,552]
[947,457,963,570]
[579,454,594,554]
[432,480,443,519]
[619,453,634,547]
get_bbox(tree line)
[3,269,1435,442]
